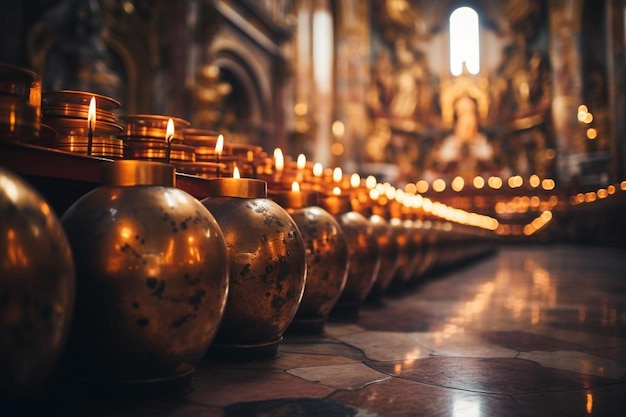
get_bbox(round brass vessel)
[271,189,349,334]
[0,166,75,399]
[320,194,380,318]
[60,160,229,391]
[202,179,306,360]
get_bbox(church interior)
[1,0,625,416]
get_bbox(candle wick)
[87,119,93,157]
[216,153,221,178]
[165,134,172,164]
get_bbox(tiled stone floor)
[9,245,626,416]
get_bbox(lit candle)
[313,162,323,183]
[208,164,267,198]
[215,134,224,177]
[87,96,96,156]
[164,118,175,164]
[296,154,306,182]
[350,173,360,189]
[332,167,343,189]
[269,180,318,209]
[273,148,284,182]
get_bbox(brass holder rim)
[42,89,121,111]
[207,177,267,198]
[174,161,226,177]
[119,114,190,140]
[0,63,42,107]
[181,128,221,147]
[44,136,125,157]
[45,136,124,147]
[121,131,185,141]
[101,159,176,187]
[42,103,117,123]
[124,141,196,162]
[42,118,124,136]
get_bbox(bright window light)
[449,7,480,76]
[313,10,333,93]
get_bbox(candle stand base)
[92,369,194,398]
[207,338,282,362]
[329,302,360,321]
[286,317,326,334]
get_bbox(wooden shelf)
[0,142,215,215]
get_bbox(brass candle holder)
[319,189,380,319]
[41,90,124,158]
[0,166,75,399]
[359,198,400,303]
[119,114,195,167]
[0,63,42,142]
[60,160,229,393]
[270,183,349,334]
[202,170,306,360]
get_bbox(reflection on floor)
[14,245,626,416]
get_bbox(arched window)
[449,6,480,76]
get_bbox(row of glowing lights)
[153,121,542,235]
[85,97,563,238]
[407,175,556,194]
[496,210,553,237]
[280,155,540,236]
[266,149,500,231]
[271,148,557,195]
[495,195,559,215]
[570,181,626,205]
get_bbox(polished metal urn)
[0,166,75,399]
[60,160,229,391]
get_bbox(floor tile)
[368,356,616,394]
[287,362,390,389]
[187,368,335,407]
[11,245,626,417]
[477,330,587,351]
[223,397,384,417]
[518,350,626,379]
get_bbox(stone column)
[606,0,626,180]
[333,0,371,173]
[548,0,585,184]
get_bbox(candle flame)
[165,118,175,142]
[215,134,224,155]
[350,173,360,188]
[365,175,377,189]
[333,167,342,183]
[273,148,284,171]
[88,96,96,131]
[296,154,306,170]
[332,186,341,195]
[233,166,240,179]
[292,181,300,192]
[313,162,323,177]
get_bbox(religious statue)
[428,94,501,180]
[366,38,434,123]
